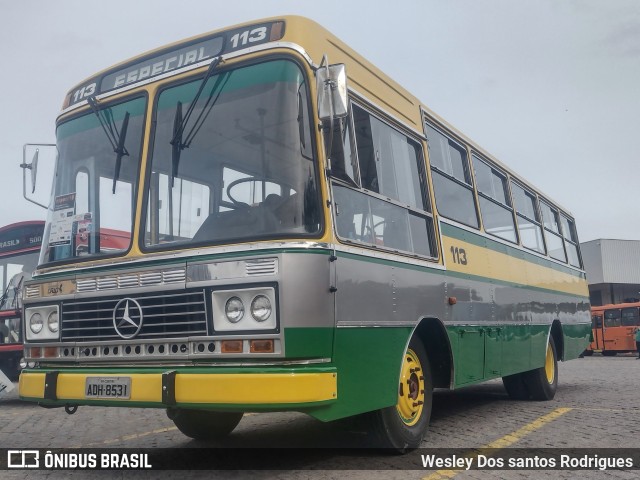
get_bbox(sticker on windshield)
[49,193,76,246]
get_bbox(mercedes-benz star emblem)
[113,298,144,339]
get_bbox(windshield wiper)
[169,56,226,187]
[87,97,130,193]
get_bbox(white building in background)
[581,239,640,306]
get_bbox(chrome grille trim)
[61,289,207,342]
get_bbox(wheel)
[582,349,593,357]
[167,409,243,441]
[524,337,558,400]
[602,350,617,357]
[366,337,433,452]
[502,337,558,401]
[502,372,529,400]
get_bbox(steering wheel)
[365,219,385,243]
[226,177,295,207]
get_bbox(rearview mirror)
[21,143,57,209]
[316,62,348,122]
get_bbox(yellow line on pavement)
[422,407,573,480]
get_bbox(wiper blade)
[113,112,130,193]
[169,56,225,187]
[170,102,183,187]
[87,97,130,193]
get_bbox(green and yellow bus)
[19,16,590,450]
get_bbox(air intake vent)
[75,267,186,293]
[245,258,278,276]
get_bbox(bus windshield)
[0,251,39,311]
[143,59,320,249]
[40,96,146,264]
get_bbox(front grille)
[61,290,207,342]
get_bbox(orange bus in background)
[586,302,640,356]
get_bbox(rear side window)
[473,157,517,243]
[425,123,478,228]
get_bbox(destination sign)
[0,223,44,255]
[66,21,285,108]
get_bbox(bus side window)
[593,315,602,328]
[473,156,518,243]
[511,182,546,254]
[621,307,639,327]
[604,309,621,327]
[424,122,479,229]
[539,201,567,263]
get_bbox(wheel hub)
[396,348,425,426]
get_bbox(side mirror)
[21,143,56,209]
[316,62,348,122]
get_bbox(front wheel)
[367,337,433,452]
[167,408,243,441]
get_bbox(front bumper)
[19,367,338,409]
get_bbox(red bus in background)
[585,302,640,356]
[0,221,44,378]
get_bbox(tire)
[523,337,558,400]
[366,337,433,452]
[602,350,617,357]
[167,409,243,441]
[502,337,558,401]
[582,349,593,357]
[502,372,530,400]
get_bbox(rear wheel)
[502,337,558,401]
[167,408,243,441]
[366,337,433,452]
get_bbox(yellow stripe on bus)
[442,235,588,298]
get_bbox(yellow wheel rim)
[396,348,425,426]
[544,343,555,384]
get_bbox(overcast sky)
[1,0,638,242]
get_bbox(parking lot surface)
[1,355,639,479]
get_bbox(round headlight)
[29,312,43,334]
[251,295,272,322]
[48,310,59,333]
[225,297,244,323]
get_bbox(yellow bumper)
[19,370,338,406]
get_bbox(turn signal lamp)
[29,347,42,358]
[221,340,243,353]
[250,339,274,353]
[44,347,58,358]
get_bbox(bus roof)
[60,15,575,218]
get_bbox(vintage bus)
[0,221,44,379]
[586,302,640,356]
[18,16,590,450]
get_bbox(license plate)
[85,376,131,399]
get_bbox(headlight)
[25,305,60,340]
[251,295,271,322]
[225,297,244,323]
[48,310,59,332]
[29,312,43,334]
[212,287,276,332]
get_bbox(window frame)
[424,121,479,230]
[539,199,568,263]
[331,100,438,260]
[472,154,519,244]
[510,179,547,255]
